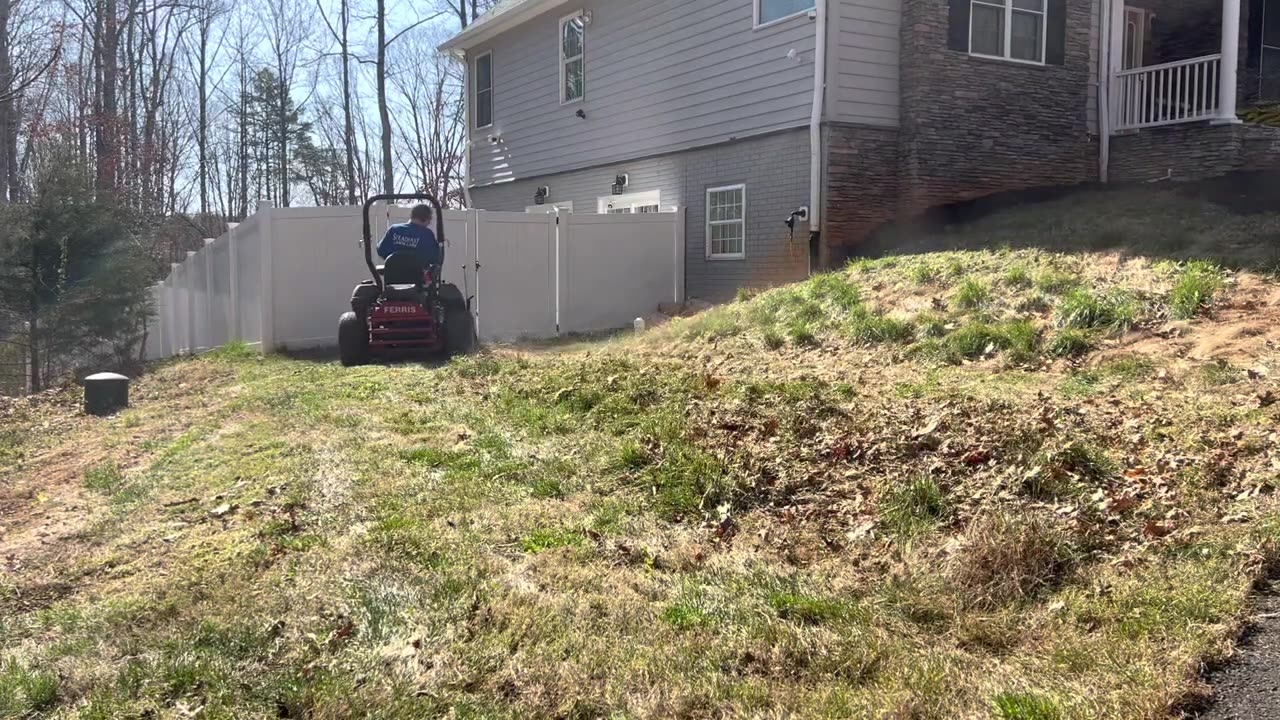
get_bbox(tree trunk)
[340,0,355,205]
[237,61,248,218]
[96,0,119,197]
[377,0,393,195]
[0,0,12,204]
[27,249,39,393]
[198,10,210,215]
[278,73,289,206]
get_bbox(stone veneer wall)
[897,0,1099,215]
[1110,123,1280,181]
[821,0,1099,257]
[823,124,901,261]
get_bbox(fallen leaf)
[1256,391,1276,409]
[1106,497,1139,513]
[1143,521,1175,539]
[209,503,236,519]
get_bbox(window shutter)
[1248,0,1264,68]
[948,0,970,52]
[1046,0,1067,65]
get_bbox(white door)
[1123,6,1147,70]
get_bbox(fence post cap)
[85,372,130,382]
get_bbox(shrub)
[1054,288,1138,331]
[914,312,948,339]
[1004,265,1033,288]
[882,475,946,535]
[1034,271,1079,294]
[1047,329,1093,358]
[682,311,742,341]
[909,263,938,285]
[994,692,1063,720]
[787,322,818,347]
[806,273,862,312]
[1016,292,1052,314]
[84,463,125,494]
[761,329,785,350]
[938,320,1039,363]
[954,279,991,310]
[1168,261,1225,319]
[847,313,916,345]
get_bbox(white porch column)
[1215,0,1243,124]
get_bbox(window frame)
[754,0,817,30]
[559,11,586,105]
[968,0,1047,66]
[597,190,662,214]
[705,184,747,261]
[472,50,494,130]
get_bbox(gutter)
[438,0,569,52]
[809,0,828,271]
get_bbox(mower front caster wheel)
[338,311,370,367]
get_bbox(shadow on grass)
[278,345,453,370]
[850,171,1280,274]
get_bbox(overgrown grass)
[1054,288,1139,331]
[3,237,1279,719]
[1168,261,1226,319]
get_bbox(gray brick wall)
[471,129,811,302]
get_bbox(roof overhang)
[438,0,570,53]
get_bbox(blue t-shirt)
[377,223,440,265]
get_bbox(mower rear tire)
[444,302,476,357]
[338,311,370,367]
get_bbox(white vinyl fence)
[142,202,685,360]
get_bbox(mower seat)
[377,251,430,302]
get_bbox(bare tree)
[190,0,228,217]
[316,0,356,204]
[261,0,306,206]
[438,0,497,30]
[390,30,465,205]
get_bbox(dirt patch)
[0,448,105,562]
[1195,576,1280,720]
[1090,272,1280,370]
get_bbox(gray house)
[441,0,1280,301]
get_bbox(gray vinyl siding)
[827,0,901,126]
[467,0,817,187]
[471,130,811,301]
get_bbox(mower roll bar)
[362,193,446,291]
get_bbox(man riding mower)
[338,193,474,366]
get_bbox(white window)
[597,190,661,214]
[560,12,585,104]
[755,0,816,27]
[706,185,745,260]
[526,201,574,213]
[970,0,1045,64]
[473,51,493,129]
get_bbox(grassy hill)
[3,188,1280,719]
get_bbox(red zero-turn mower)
[338,193,475,366]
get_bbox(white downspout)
[809,0,828,273]
[1098,0,1111,182]
[458,49,475,209]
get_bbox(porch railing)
[1114,54,1222,131]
